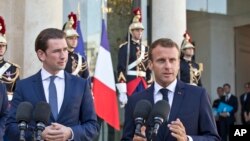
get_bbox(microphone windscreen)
[151,100,170,119]
[16,102,33,123]
[33,101,51,124]
[133,99,152,119]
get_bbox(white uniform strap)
[0,62,11,77]
[72,53,83,75]
[127,45,145,70]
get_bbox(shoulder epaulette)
[6,60,21,68]
[119,41,128,48]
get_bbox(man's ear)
[36,49,45,61]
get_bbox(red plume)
[183,31,192,43]
[68,12,77,29]
[0,16,6,35]
[133,8,142,22]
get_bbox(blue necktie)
[49,76,58,120]
[160,88,169,102]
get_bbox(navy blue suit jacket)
[6,71,99,141]
[0,83,8,139]
[121,80,220,141]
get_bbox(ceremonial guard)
[0,16,20,101]
[180,32,203,86]
[63,12,89,79]
[116,8,152,108]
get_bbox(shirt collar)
[41,67,65,80]
[154,79,177,95]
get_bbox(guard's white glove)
[119,92,128,108]
[116,83,127,108]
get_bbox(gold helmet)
[129,8,144,34]
[0,16,7,45]
[63,12,79,38]
[181,32,194,50]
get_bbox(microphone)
[16,102,33,141]
[33,101,51,141]
[151,100,170,135]
[133,99,152,137]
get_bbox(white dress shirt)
[41,68,65,113]
[153,79,193,141]
[153,79,177,108]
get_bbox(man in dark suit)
[219,83,238,141]
[240,82,250,124]
[122,38,220,141]
[0,82,8,140]
[5,28,99,141]
[212,86,224,136]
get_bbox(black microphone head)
[33,101,51,124]
[16,102,33,123]
[151,100,170,120]
[133,99,152,120]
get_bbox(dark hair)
[217,86,223,90]
[149,38,180,60]
[223,83,231,88]
[35,28,66,52]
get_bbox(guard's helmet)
[129,8,144,34]
[0,16,7,45]
[63,12,79,38]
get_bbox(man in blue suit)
[5,28,99,141]
[122,38,220,141]
[0,82,8,140]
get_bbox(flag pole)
[100,2,105,141]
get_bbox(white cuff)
[68,128,74,140]
[187,135,193,141]
[116,83,127,93]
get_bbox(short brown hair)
[149,38,180,60]
[35,28,66,52]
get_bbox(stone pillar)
[0,0,63,78]
[152,0,186,46]
[22,0,63,77]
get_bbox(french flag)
[93,19,120,130]
[75,20,87,59]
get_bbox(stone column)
[0,0,63,78]
[152,0,186,46]
[22,0,63,77]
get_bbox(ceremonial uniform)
[0,16,20,101]
[179,32,203,87]
[180,58,202,86]
[0,60,20,99]
[63,12,89,79]
[65,51,89,79]
[117,40,151,96]
[116,8,152,108]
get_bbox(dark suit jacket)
[121,80,220,141]
[240,92,250,124]
[219,94,238,123]
[5,71,99,141]
[0,83,8,139]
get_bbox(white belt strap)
[127,70,146,77]
[127,45,145,70]
[72,53,83,75]
[0,62,11,77]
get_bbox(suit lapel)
[165,81,185,138]
[57,72,72,119]
[33,70,46,102]
[145,83,155,105]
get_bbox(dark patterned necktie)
[160,88,169,102]
[49,76,58,120]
